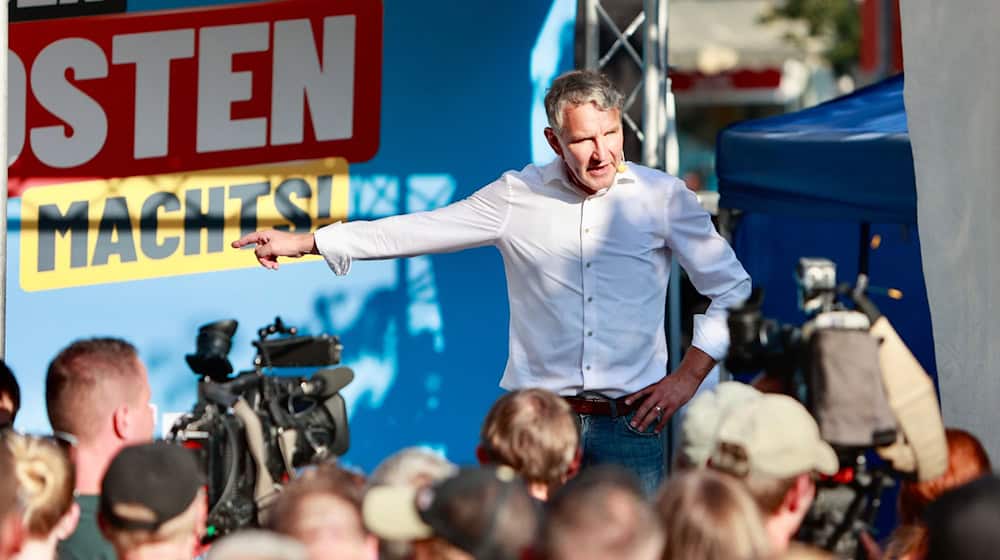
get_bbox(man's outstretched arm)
[231,230,317,270]
[232,179,510,271]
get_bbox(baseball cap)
[363,466,536,560]
[100,441,206,531]
[680,381,762,467]
[710,394,839,479]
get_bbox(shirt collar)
[540,158,636,198]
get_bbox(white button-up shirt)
[315,159,751,397]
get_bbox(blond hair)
[101,488,204,551]
[8,433,75,537]
[480,389,579,489]
[656,469,771,560]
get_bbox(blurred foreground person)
[656,468,770,560]
[709,394,838,555]
[97,442,206,560]
[8,435,77,560]
[367,447,457,560]
[208,530,306,560]
[478,388,581,500]
[676,381,761,470]
[268,463,376,560]
[543,465,663,560]
[0,362,20,429]
[364,466,538,560]
[0,440,24,560]
[924,474,1000,560]
[47,338,156,560]
[882,428,991,560]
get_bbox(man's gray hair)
[544,70,624,131]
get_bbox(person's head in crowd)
[656,468,770,560]
[677,381,761,470]
[544,465,664,560]
[709,394,838,554]
[924,474,1000,560]
[7,433,78,560]
[477,388,581,500]
[268,463,376,560]
[98,441,207,560]
[0,362,20,430]
[885,428,992,560]
[208,530,308,560]
[46,338,155,495]
[778,543,836,559]
[364,466,538,560]
[367,447,458,560]
[0,439,24,560]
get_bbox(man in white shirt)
[233,70,750,493]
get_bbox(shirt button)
[585,365,591,371]
[587,296,593,303]
[585,262,592,268]
[584,228,591,234]
[587,331,593,337]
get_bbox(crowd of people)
[0,341,993,560]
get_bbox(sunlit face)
[292,495,376,560]
[545,103,625,194]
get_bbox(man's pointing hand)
[231,230,317,270]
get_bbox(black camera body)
[170,318,352,539]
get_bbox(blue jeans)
[577,409,667,496]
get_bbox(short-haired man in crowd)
[98,441,207,560]
[543,465,663,560]
[233,69,751,494]
[46,338,156,560]
[363,466,538,560]
[709,394,839,554]
[268,463,377,560]
[477,388,580,500]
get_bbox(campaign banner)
[20,158,349,291]
[8,0,381,191]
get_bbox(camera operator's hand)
[625,347,715,433]
[231,230,318,270]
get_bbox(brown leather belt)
[564,395,639,418]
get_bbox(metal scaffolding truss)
[579,0,676,175]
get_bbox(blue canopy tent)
[718,75,915,225]
[715,74,935,379]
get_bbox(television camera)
[726,258,946,557]
[169,317,353,540]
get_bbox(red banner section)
[9,0,382,194]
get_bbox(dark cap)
[100,441,205,531]
[363,466,538,560]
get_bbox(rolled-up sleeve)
[314,179,511,275]
[665,180,752,361]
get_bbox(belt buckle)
[578,391,620,418]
